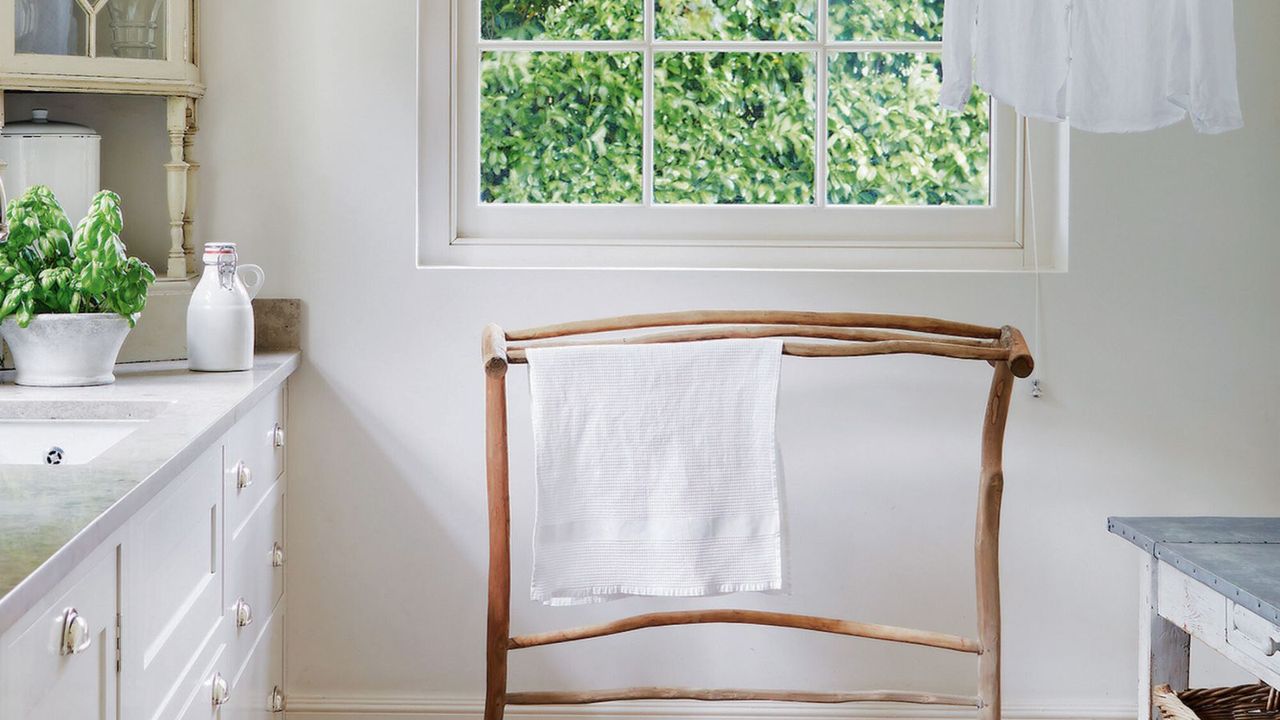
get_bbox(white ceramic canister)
[187,243,264,372]
[0,109,101,229]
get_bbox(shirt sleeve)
[940,0,979,110]
[1185,0,1244,134]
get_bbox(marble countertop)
[0,352,299,630]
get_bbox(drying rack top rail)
[481,310,1033,378]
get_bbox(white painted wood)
[0,378,288,720]
[225,389,285,545]
[1226,603,1280,682]
[1139,556,1189,720]
[1141,559,1280,712]
[225,485,285,678]
[171,635,230,720]
[120,441,223,720]
[0,0,201,94]
[419,0,1069,270]
[0,545,119,720]
[225,607,284,720]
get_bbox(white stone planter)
[1,313,134,387]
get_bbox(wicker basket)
[1154,683,1280,720]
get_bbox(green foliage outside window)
[479,0,987,206]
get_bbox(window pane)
[482,0,641,40]
[827,53,989,206]
[656,0,814,41]
[481,52,643,204]
[828,0,942,41]
[655,52,816,205]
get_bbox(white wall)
[187,0,1280,712]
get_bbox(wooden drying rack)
[480,311,1034,720]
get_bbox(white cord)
[1023,116,1044,398]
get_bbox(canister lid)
[2,109,99,138]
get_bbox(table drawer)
[1156,560,1228,641]
[1227,602,1280,675]
[225,389,284,544]
[225,485,284,669]
[1,546,119,720]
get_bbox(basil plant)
[0,186,155,328]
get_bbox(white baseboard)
[284,694,1136,720]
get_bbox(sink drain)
[45,447,65,465]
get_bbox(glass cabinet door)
[15,0,166,60]
[14,0,90,56]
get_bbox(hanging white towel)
[941,0,1243,134]
[526,339,785,606]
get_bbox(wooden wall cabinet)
[0,0,203,281]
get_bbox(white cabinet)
[0,384,287,720]
[0,546,119,720]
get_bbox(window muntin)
[454,0,1020,249]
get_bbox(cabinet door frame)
[0,0,200,89]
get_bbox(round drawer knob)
[234,598,253,628]
[236,461,252,490]
[269,685,285,713]
[271,542,285,568]
[59,607,91,656]
[272,423,285,449]
[211,673,231,707]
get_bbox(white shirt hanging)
[941,0,1243,134]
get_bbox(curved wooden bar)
[506,688,981,706]
[507,339,1010,365]
[506,310,1004,342]
[482,323,508,377]
[513,325,1001,349]
[508,609,981,653]
[1001,326,1035,378]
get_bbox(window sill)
[418,237,1065,272]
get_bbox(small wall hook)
[1030,378,1043,399]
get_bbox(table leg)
[1139,554,1190,720]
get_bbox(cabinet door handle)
[236,461,253,490]
[269,686,285,713]
[59,607,91,656]
[271,542,285,568]
[234,598,254,628]
[272,423,285,449]
[211,673,231,707]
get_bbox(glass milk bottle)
[187,243,264,372]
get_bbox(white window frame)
[419,0,1068,270]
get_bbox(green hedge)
[479,0,986,206]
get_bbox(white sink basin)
[0,401,171,466]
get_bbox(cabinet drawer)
[226,486,284,669]
[121,442,223,720]
[171,634,232,720]
[225,389,285,542]
[227,608,285,720]
[1227,602,1280,677]
[1,547,119,720]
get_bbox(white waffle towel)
[526,338,785,606]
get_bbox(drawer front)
[1156,560,1228,640]
[226,608,285,720]
[122,442,224,720]
[225,390,285,543]
[172,634,232,720]
[226,485,284,670]
[1227,602,1280,677]
[1,546,119,720]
